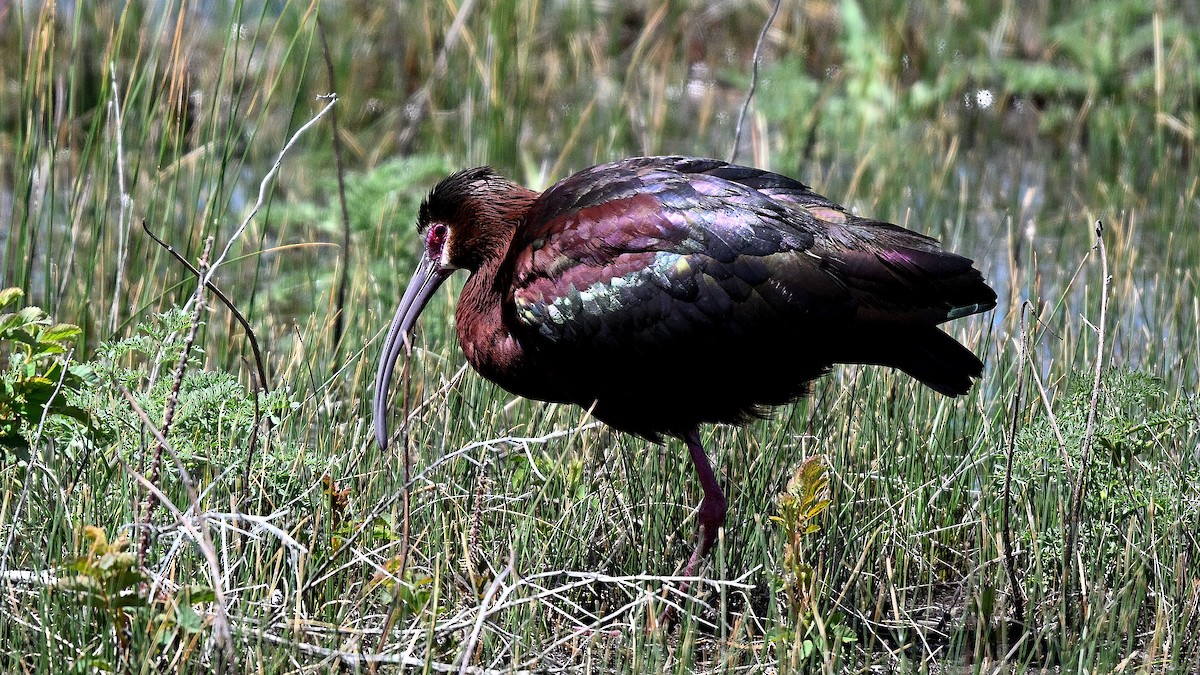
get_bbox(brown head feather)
[418,167,538,271]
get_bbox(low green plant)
[150,584,217,652]
[367,557,434,612]
[0,287,94,459]
[56,525,216,670]
[56,525,146,661]
[1011,368,1200,594]
[79,309,304,494]
[771,455,855,662]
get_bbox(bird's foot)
[657,516,724,630]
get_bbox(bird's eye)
[425,224,448,261]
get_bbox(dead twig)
[396,0,478,153]
[1002,301,1031,626]
[1063,220,1109,623]
[317,21,353,356]
[730,0,781,163]
[138,238,211,566]
[457,561,513,675]
[141,221,270,395]
[119,386,235,669]
[193,96,338,297]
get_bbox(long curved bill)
[374,255,452,451]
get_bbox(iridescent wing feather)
[506,157,989,356]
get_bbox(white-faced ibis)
[374,156,996,578]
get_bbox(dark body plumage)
[375,156,997,577]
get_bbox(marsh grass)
[1,0,1198,672]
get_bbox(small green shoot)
[771,455,855,661]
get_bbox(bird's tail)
[830,325,986,397]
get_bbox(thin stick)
[1063,220,1109,621]
[107,62,133,333]
[1002,302,1030,626]
[142,220,270,394]
[730,0,781,163]
[121,463,235,668]
[118,388,234,668]
[317,21,353,355]
[138,238,212,565]
[396,0,479,153]
[191,96,338,299]
[120,389,203,546]
[457,562,513,675]
[1026,348,1072,471]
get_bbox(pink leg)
[680,428,727,579]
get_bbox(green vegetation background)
[1,0,1197,672]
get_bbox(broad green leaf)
[174,603,205,632]
[14,306,47,326]
[0,287,23,309]
[31,341,67,357]
[0,312,23,334]
[39,322,82,343]
[6,328,42,347]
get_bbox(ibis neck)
[453,180,541,395]
[456,254,525,390]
